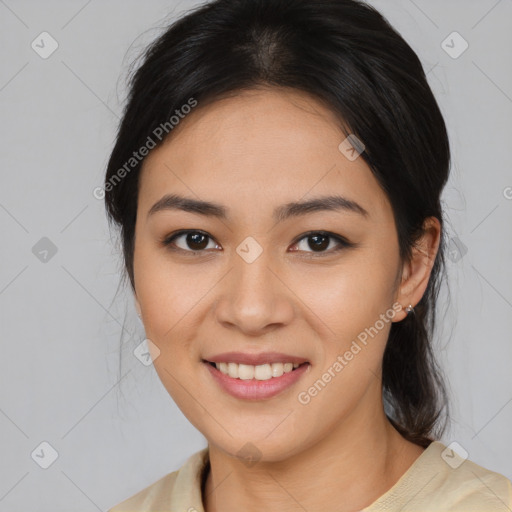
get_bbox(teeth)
[227,362,238,378]
[254,364,272,380]
[271,362,284,378]
[238,364,254,380]
[214,361,303,380]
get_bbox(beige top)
[108,441,512,511]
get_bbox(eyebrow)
[147,193,369,222]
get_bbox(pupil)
[188,233,208,250]
[308,235,328,251]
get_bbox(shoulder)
[367,441,512,511]
[426,441,512,508]
[107,447,209,512]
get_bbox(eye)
[162,230,221,253]
[289,231,353,255]
[161,229,354,256]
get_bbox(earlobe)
[393,216,441,322]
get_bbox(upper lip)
[204,352,309,366]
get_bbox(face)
[133,87,409,461]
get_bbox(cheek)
[291,243,400,414]
[291,257,398,436]
[134,241,213,337]
[134,254,206,420]
[294,250,399,342]
[133,242,221,402]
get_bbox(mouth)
[202,359,311,400]
[203,360,309,380]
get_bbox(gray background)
[0,0,511,510]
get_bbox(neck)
[203,399,425,512]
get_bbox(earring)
[405,304,415,316]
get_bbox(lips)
[202,351,311,400]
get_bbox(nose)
[214,244,295,336]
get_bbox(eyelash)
[161,230,354,257]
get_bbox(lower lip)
[203,361,310,400]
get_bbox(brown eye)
[290,231,353,255]
[185,232,209,250]
[163,230,220,253]
[306,234,330,251]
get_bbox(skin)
[133,87,441,511]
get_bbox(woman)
[105,0,512,510]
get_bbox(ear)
[393,216,441,322]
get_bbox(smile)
[203,360,311,400]
[211,361,302,380]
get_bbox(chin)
[206,430,309,465]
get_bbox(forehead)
[138,87,391,220]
